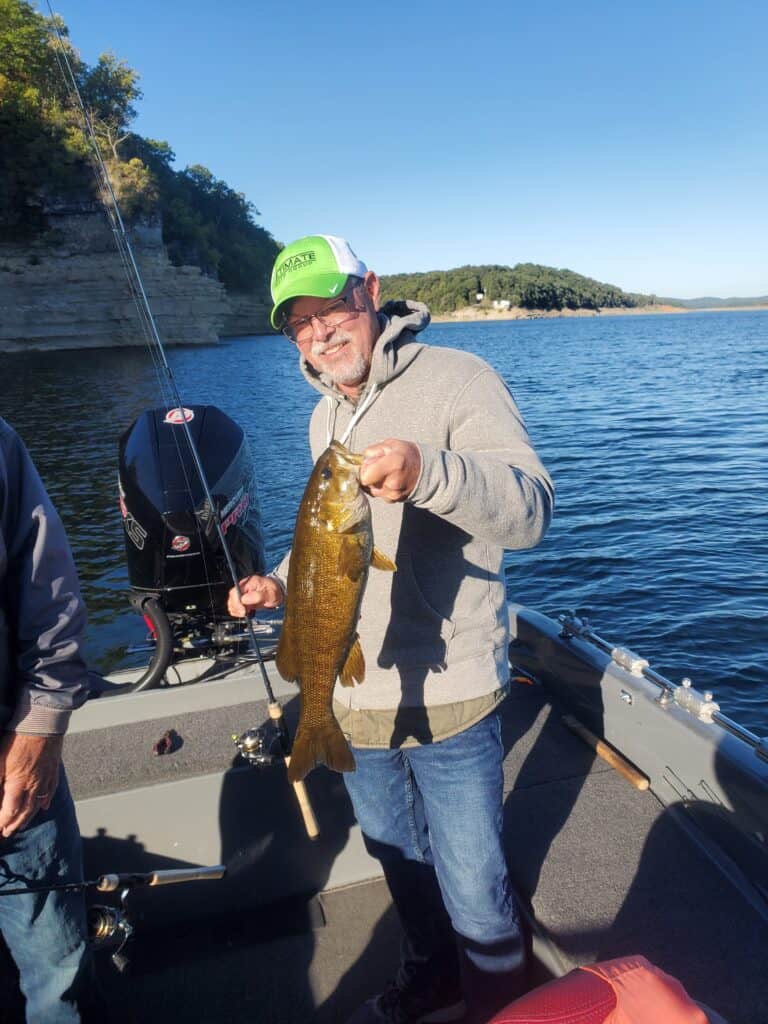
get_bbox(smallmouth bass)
[277,441,395,783]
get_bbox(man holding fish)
[228,235,554,1024]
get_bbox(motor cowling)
[118,405,266,615]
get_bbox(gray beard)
[310,336,369,387]
[326,350,369,386]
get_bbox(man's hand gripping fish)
[277,441,396,782]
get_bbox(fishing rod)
[0,865,226,972]
[44,4,318,838]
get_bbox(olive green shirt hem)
[332,687,508,749]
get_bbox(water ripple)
[4,312,768,734]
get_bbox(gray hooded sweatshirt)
[275,301,553,746]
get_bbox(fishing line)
[44,3,281,707]
[44,5,229,628]
[44,5,219,611]
[45,4,319,838]
[45,20,169,401]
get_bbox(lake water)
[4,310,767,734]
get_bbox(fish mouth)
[330,442,364,468]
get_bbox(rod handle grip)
[147,865,227,887]
[562,715,650,790]
[286,769,320,839]
[267,701,320,839]
[96,865,226,892]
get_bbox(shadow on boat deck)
[90,880,402,1024]
[1,680,766,1021]
[501,683,768,1024]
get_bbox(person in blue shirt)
[0,417,96,1023]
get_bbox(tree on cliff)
[123,139,278,292]
[0,0,278,296]
[80,51,141,160]
[0,0,89,232]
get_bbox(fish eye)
[321,467,333,480]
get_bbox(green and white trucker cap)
[270,234,367,329]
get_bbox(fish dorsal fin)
[371,547,396,572]
[339,635,365,687]
[338,535,368,581]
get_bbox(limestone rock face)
[0,208,271,351]
[220,291,272,338]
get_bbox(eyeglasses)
[281,283,368,344]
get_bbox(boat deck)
[2,680,767,1022]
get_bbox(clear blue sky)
[42,0,768,298]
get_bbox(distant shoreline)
[431,303,768,324]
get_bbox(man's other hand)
[227,575,284,617]
[360,440,421,503]
[0,733,63,837]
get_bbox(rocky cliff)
[220,291,273,339]
[0,205,272,352]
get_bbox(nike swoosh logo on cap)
[328,283,339,294]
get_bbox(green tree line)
[0,0,278,293]
[379,263,655,313]
[1,0,661,314]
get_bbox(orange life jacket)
[490,954,710,1023]
[581,956,709,1024]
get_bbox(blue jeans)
[344,711,525,1021]
[0,770,93,1023]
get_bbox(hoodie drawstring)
[325,396,338,447]
[325,385,381,448]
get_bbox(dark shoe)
[345,957,466,1023]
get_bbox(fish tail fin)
[287,720,356,783]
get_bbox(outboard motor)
[118,405,266,616]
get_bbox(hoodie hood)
[298,299,431,402]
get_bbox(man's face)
[287,273,381,393]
